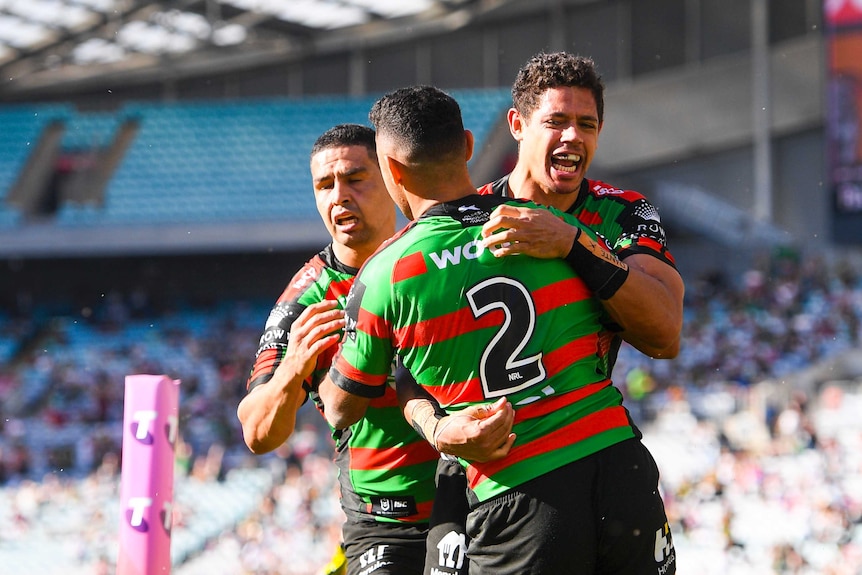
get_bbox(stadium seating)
[2,251,862,573]
[10,87,862,574]
[61,111,123,151]
[0,464,277,575]
[0,104,72,228]
[43,89,512,228]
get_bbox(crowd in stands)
[1,248,862,574]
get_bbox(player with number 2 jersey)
[331,193,636,502]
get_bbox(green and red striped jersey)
[330,195,638,502]
[478,176,676,268]
[247,244,439,523]
[478,175,677,375]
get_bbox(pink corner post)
[117,374,181,575]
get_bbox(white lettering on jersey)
[592,183,625,195]
[429,240,485,269]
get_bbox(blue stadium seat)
[61,111,122,150]
[11,92,510,229]
[0,104,72,227]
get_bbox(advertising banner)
[826,0,862,241]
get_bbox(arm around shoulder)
[603,253,684,359]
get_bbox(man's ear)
[464,130,474,162]
[385,155,405,186]
[507,108,524,141]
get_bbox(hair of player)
[368,85,466,165]
[310,123,377,160]
[511,51,605,124]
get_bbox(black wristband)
[565,227,630,300]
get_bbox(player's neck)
[508,167,579,212]
[407,173,477,219]
[331,242,375,270]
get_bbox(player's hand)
[279,300,345,383]
[481,204,578,259]
[434,397,516,462]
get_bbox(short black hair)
[310,123,376,160]
[368,86,465,164]
[512,52,605,123]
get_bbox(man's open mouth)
[551,153,581,173]
[334,213,358,226]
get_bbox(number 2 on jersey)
[466,277,547,399]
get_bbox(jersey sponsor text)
[429,240,485,269]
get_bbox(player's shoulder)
[418,194,517,231]
[277,249,334,303]
[464,192,517,214]
[477,174,509,198]
[477,181,495,196]
[586,179,648,203]
[357,226,417,286]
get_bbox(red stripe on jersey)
[636,237,676,265]
[542,333,600,377]
[622,236,676,266]
[370,386,401,408]
[395,307,502,348]
[349,441,439,471]
[532,277,592,313]
[421,344,605,408]
[414,500,434,520]
[280,256,325,301]
[394,278,587,349]
[465,405,630,489]
[423,377,486,407]
[392,251,428,283]
[358,307,393,340]
[578,209,603,227]
[596,329,615,359]
[632,236,664,253]
[247,348,280,389]
[514,379,612,422]
[620,236,676,266]
[326,277,355,300]
[334,354,389,387]
[316,346,338,375]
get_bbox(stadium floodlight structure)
[0,0,504,99]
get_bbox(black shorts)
[465,438,675,575]
[341,517,427,575]
[424,456,470,575]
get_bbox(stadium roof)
[0,0,516,99]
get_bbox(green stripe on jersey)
[295,250,438,523]
[340,197,637,502]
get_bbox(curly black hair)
[511,52,605,123]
